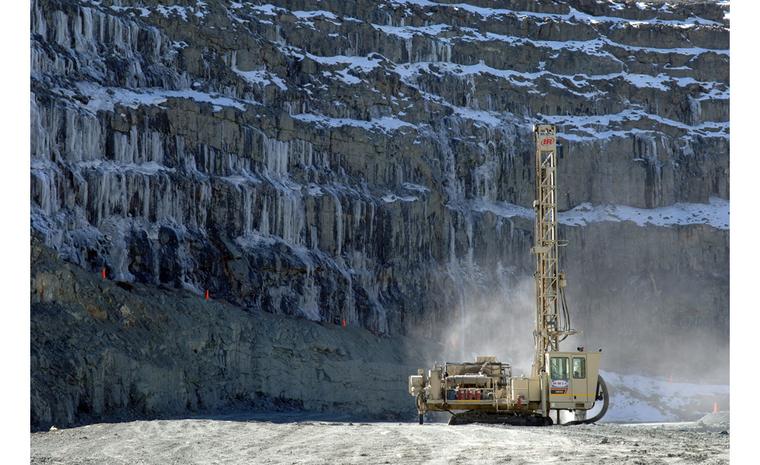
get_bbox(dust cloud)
[413,273,728,386]
[431,277,537,376]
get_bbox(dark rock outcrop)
[31,239,438,431]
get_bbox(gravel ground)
[30,414,729,465]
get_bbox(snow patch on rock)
[75,82,252,113]
[291,113,415,133]
[471,197,728,230]
[560,197,729,230]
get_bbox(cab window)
[572,357,586,379]
[550,357,569,380]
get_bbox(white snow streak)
[291,113,414,133]
[75,82,251,113]
[472,197,729,230]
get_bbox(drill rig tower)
[408,124,609,426]
[532,124,576,377]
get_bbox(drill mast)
[531,124,575,377]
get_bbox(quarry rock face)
[31,240,439,430]
[30,0,729,427]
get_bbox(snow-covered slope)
[602,371,729,422]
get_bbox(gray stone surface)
[30,418,730,465]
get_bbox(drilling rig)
[409,124,609,426]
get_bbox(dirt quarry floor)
[30,414,729,465]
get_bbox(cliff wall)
[30,0,729,427]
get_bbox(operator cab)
[546,351,601,411]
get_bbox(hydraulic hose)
[563,375,609,426]
[558,288,572,342]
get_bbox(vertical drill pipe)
[532,125,561,376]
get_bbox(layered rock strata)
[30,0,730,418]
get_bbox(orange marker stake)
[341,318,346,328]
[713,401,719,413]
[101,268,106,279]
[205,290,210,301]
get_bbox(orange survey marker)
[205,290,210,301]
